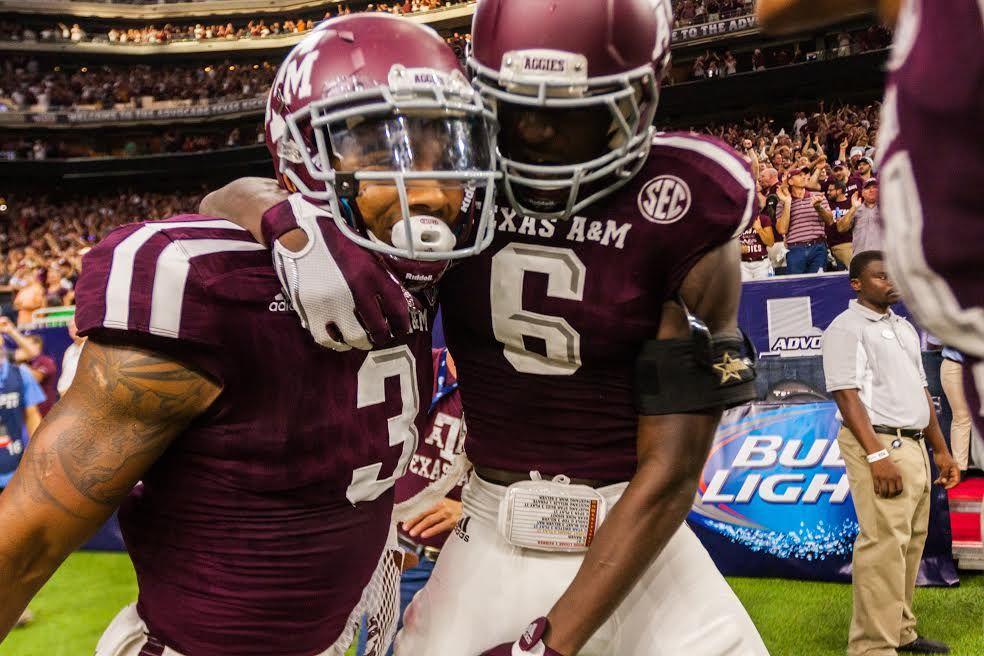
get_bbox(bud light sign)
[688,402,956,584]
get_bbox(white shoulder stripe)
[149,239,265,337]
[104,220,258,331]
[651,134,757,238]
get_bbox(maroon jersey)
[442,133,756,480]
[28,354,58,415]
[825,196,854,247]
[879,0,984,366]
[74,216,434,656]
[395,347,466,550]
[739,214,772,261]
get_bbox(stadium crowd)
[0,189,204,325]
[1,57,277,110]
[0,18,314,44]
[0,98,882,311]
[688,101,883,277]
[684,25,891,80]
[0,1,471,45]
[0,0,760,47]
[673,0,756,27]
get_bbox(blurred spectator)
[856,156,875,185]
[834,30,852,57]
[0,324,45,484]
[15,333,59,417]
[775,167,834,274]
[793,112,808,137]
[738,211,775,280]
[850,178,882,254]
[940,347,973,472]
[823,180,862,269]
[58,317,86,396]
[0,316,40,364]
[723,51,737,75]
[751,49,765,71]
[825,159,864,198]
[13,269,45,327]
[755,166,787,272]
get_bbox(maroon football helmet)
[265,14,499,285]
[469,0,673,220]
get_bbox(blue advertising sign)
[738,272,913,359]
[688,402,957,585]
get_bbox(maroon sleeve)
[74,218,249,383]
[650,133,758,296]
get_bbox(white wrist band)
[866,449,890,463]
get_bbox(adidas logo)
[268,292,294,313]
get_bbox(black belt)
[788,238,827,247]
[743,255,769,262]
[474,465,621,489]
[398,534,442,562]
[872,425,925,440]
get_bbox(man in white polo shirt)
[822,251,960,656]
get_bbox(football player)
[758,0,984,432]
[203,1,769,654]
[0,15,498,656]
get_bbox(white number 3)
[346,345,419,504]
[490,244,585,376]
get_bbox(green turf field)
[3,552,982,656]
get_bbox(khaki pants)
[838,427,931,656]
[940,358,972,470]
[831,243,854,268]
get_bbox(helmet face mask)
[468,0,673,221]
[475,58,660,219]
[266,17,501,279]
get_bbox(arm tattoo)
[9,340,218,516]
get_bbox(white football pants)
[395,472,769,655]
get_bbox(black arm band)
[634,332,757,415]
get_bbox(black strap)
[872,425,925,440]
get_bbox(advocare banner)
[738,272,914,359]
[671,14,758,44]
[687,402,958,585]
[7,96,266,127]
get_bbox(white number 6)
[490,243,585,376]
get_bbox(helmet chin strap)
[337,197,359,231]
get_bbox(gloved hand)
[262,195,423,351]
[479,618,566,656]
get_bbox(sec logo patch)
[637,175,691,224]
